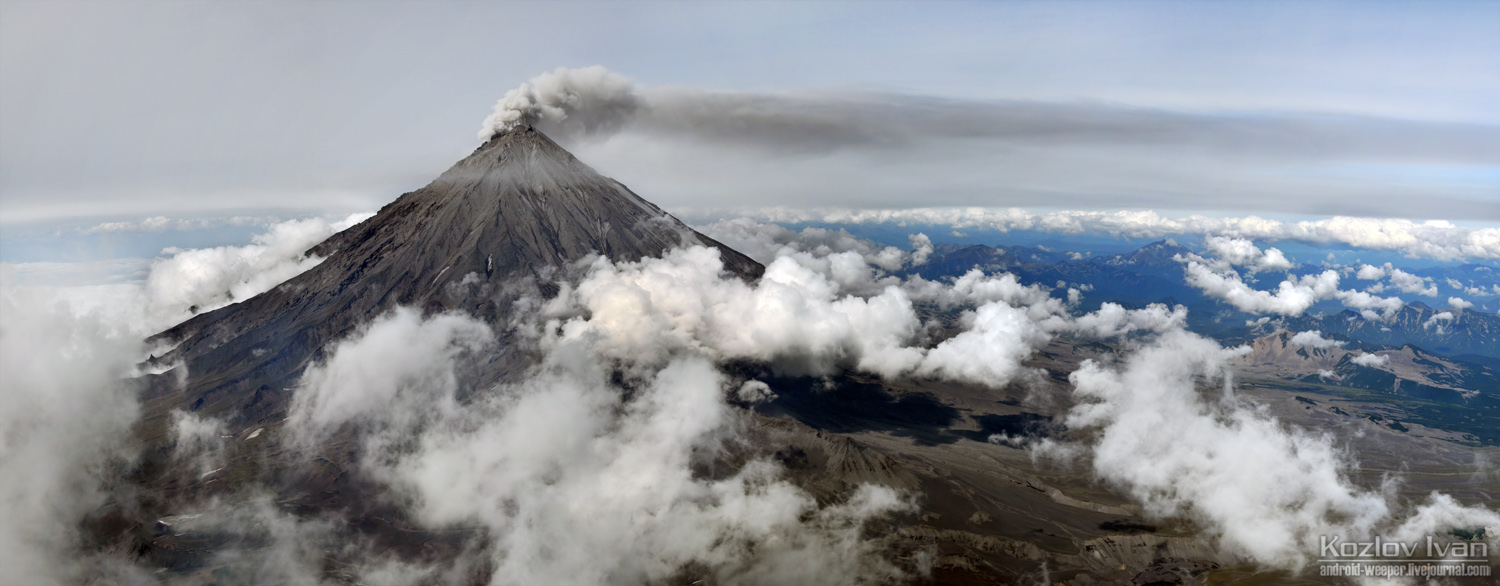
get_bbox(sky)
[1,1,1497,230]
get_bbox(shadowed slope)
[148,126,761,423]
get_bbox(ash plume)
[480,66,642,141]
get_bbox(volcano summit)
[147,126,761,424]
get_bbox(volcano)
[146,126,761,424]
[112,125,1268,585]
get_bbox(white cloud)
[1350,353,1389,367]
[1051,302,1188,339]
[734,380,777,404]
[30,213,373,337]
[1446,278,1493,297]
[1422,311,1456,334]
[1449,296,1473,310]
[1180,257,1404,318]
[908,233,933,266]
[288,305,913,585]
[1356,264,1388,280]
[698,208,1500,261]
[1289,330,1344,349]
[1203,235,1292,274]
[0,288,143,585]
[696,218,918,277]
[915,301,1050,386]
[1182,262,1339,316]
[1387,268,1438,297]
[169,410,228,479]
[273,238,1201,582]
[8,211,1497,583]
[81,215,271,234]
[143,213,372,325]
[540,244,1183,389]
[287,307,494,448]
[555,248,926,378]
[1053,329,1499,570]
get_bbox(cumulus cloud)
[288,307,494,448]
[1181,262,1338,316]
[696,218,917,277]
[1289,330,1344,349]
[1356,264,1388,280]
[1203,235,1292,274]
[1060,331,1387,566]
[1178,251,1404,318]
[1053,329,1499,571]
[287,301,913,584]
[1351,353,1390,367]
[1448,296,1473,310]
[270,236,1197,583]
[538,239,1188,389]
[908,233,933,266]
[1444,277,1495,298]
[1052,301,1188,339]
[914,301,1050,386]
[1387,267,1438,297]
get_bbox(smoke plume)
[480,66,642,141]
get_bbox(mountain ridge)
[148,126,762,424]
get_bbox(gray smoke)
[480,66,642,141]
[478,67,1499,163]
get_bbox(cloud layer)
[701,208,1500,262]
[5,218,1497,583]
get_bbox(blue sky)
[1,1,1496,227]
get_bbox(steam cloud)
[480,66,641,141]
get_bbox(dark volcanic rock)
[148,126,761,424]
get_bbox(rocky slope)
[145,126,761,425]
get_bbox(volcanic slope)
[147,126,761,424]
